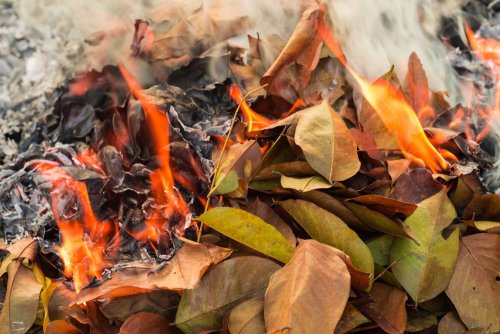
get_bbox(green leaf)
[278,199,374,279]
[345,202,416,241]
[294,100,360,181]
[197,207,294,263]
[280,174,333,192]
[390,189,459,302]
[366,235,394,266]
[175,256,280,334]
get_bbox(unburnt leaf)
[390,189,459,302]
[347,195,418,218]
[465,220,500,233]
[437,312,468,334]
[245,199,296,247]
[76,242,229,303]
[46,320,81,334]
[197,207,294,263]
[345,202,416,240]
[227,298,265,334]
[280,174,333,192]
[120,312,178,334]
[369,283,408,334]
[462,194,500,221]
[252,161,316,181]
[212,140,261,197]
[294,100,360,182]
[390,168,443,204]
[175,256,281,334]
[278,199,374,279]
[445,234,500,332]
[387,159,411,183]
[366,235,395,266]
[335,304,370,334]
[264,240,350,333]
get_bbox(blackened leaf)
[264,240,350,333]
[278,199,374,280]
[174,256,280,334]
[390,189,459,302]
[227,298,265,334]
[197,207,294,263]
[294,100,361,182]
[445,234,500,332]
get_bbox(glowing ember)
[35,162,118,293]
[318,21,450,173]
[118,64,191,243]
[228,84,274,132]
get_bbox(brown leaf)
[262,4,324,99]
[347,195,418,218]
[445,234,500,332]
[0,239,41,334]
[227,298,265,334]
[387,159,411,183]
[264,240,351,333]
[462,194,500,221]
[245,199,296,247]
[252,161,316,181]
[369,283,408,334]
[390,168,443,204]
[438,312,468,334]
[405,52,432,126]
[76,242,229,303]
[120,312,179,334]
[46,320,82,334]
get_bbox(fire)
[228,84,274,132]
[465,25,500,68]
[34,162,118,293]
[317,21,450,173]
[118,64,190,244]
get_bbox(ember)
[0,0,499,333]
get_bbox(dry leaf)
[264,240,350,333]
[369,283,408,334]
[437,312,468,334]
[120,312,179,334]
[405,52,432,126]
[445,234,500,332]
[46,320,81,334]
[227,298,265,334]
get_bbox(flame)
[228,84,274,132]
[318,21,450,172]
[465,25,500,67]
[35,162,118,293]
[118,64,191,243]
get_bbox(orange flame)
[118,64,190,243]
[318,21,450,172]
[228,84,274,132]
[35,162,118,293]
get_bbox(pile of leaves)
[0,0,499,333]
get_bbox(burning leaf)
[405,52,432,127]
[294,100,360,182]
[368,283,408,334]
[227,298,265,334]
[174,256,281,334]
[120,312,179,334]
[279,174,334,192]
[197,207,294,263]
[264,240,351,333]
[45,320,81,334]
[445,234,500,332]
[344,202,416,241]
[212,140,262,197]
[278,199,374,280]
[75,242,229,303]
[390,189,459,302]
[335,304,370,334]
[245,199,296,247]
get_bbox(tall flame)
[118,64,190,244]
[35,162,118,293]
[318,21,450,173]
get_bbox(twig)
[196,84,268,242]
